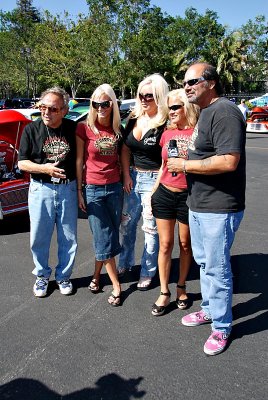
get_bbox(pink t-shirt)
[76,121,121,185]
[160,128,193,189]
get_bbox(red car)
[246,107,268,134]
[0,110,31,219]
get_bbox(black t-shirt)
[124,118,166,170]
[187,97,246,213]
[18,118,77,181]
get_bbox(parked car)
[0,98,34,110]
[120,99,136,120]
[0,99,14,109]
[246,106,268,134]
[0,110,31,219]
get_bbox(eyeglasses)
[39,104,63,113]
[92,100,112,109]
[168,104,184,111]
[183,77,206,87]
[139,93,154,102]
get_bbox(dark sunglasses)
[139,93,154,102]
[183,76,206,87]
[39,104,62,113]
[92,100,112,109]
[168,104,184,111]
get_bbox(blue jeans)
[85,182,123,261]
[29,179,78,281]
[119,169,159,278]
[189,210,244,334]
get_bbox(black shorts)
[151,183,189,224]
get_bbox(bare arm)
[120,143,133,194]
[152,160,164,194]
[18,159,66,178]
[76,135,86,212]
[167,153,240,175]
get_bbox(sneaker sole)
[181,319,212,327]
[203,345,227,356]
[33,290,47,298]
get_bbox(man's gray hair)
[40,86,70,107]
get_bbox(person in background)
[237,99,249,120]
[151,89,199,316]
[76,84,123,307]
[18,86,77,297]
[167,62,246,356]
[118,73,169,290]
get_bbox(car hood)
[0,110,30,148]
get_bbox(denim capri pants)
[85,181,123,261]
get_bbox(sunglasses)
[139,93,154,102]
[168,104,184,111]
[39,104,63,113]
[92,100,112,109]
[183,76,206,87]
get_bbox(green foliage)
[0,1,267,98]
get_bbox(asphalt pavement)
[0,132,267,400]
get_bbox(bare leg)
[154,218,176,307]
[177,222,192,302]
[104,257,121,305]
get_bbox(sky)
[0,0,267,30]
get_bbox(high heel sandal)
[176,284,189,310]
[152,291,171,316]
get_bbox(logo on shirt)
[43,136,70,162]
[95,136,118,155]
[188,124,198,151]
[144,136,157,146]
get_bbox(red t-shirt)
[76,121,121,185]
[160,128,193,189]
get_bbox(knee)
[179,239,191,255]
[160,240,173,256]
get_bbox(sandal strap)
[177,284,186,289]
[160,291,171,297]
[110,293,120,300]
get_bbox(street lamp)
[20,47,31,98]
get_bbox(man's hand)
[45,162,66,179]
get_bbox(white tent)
[249,93,268,106]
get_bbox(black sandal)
[176,284,189,310]
[152,291,171,316]
[108,292,121,307]
[88,278,100,294]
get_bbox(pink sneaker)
[204,331,229,356]
[181,310,212,326]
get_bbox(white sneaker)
[33,276,49,297]
[57,279,73,295]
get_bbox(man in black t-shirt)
[18,87,78,298]
[167,63,246,356]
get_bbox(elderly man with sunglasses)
[18,86,78,298]
[167,63,246,356]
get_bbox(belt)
[32,177,73,185]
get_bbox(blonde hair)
[133,73,169,129]
[87,84,121,137]
[167,88,199,128]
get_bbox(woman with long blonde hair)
[150,88,199,315]
[76,84,123,306]
[118,74,169,290]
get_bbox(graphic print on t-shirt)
[164,134,191,159]
[95,135,118,156]
[188,123,198,151]
[43,136,70,162]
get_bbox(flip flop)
[108,292,121,307]
[137,277,152,291]
[88,278,99,293]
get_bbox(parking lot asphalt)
[0,133,267,400]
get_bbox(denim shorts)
[85,181,123,261]
[151,183,189,224]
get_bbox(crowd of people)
[18,62,246,356]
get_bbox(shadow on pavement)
[0,212,30,235]
[231,253,268,338]
[0,374,146,400]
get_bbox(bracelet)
[182,160,187,175]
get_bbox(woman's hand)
[78,191,87,213]
[123,175,133,194]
